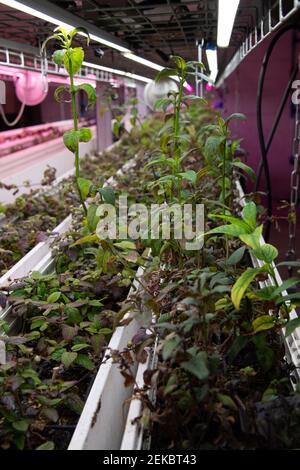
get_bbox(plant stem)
[221,142,226,215]
[69,55,88,215]
[174,77,184,171]
[221,141,229,260]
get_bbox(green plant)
[204,113,254,213]
[207,201,300,336]
[150,56,205,200]
[41,27,97,215]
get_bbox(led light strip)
[123,53,164,72]
[0,0,130,53]
[206,46,218,83]
[217,0,240,48]
[0,0,179,83]
[82,61,152,84]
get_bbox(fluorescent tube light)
[0,0,130,53]
[123,52,164,72]
[217,0,240,48]
[82,61,152,84]
[206,47,218,83]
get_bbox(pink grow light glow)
[184,82,193,92]
[206,83,214,92]
[16,71,46,106]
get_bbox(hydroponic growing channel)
[1,0,300,455]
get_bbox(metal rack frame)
[217,0,300,86]
[0,46,113,83]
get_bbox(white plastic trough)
[0,146,144,446]
[119,179,300,450]
[0,140,122,302]
[68,263,146,450]
[0,215,72,329]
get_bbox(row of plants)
[112,59,300,450]
[0,29,191,450]
[0,110,160,277]
[1,28,299,451]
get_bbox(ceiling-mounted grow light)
[206,46,218,83]
[0,0,130,53]
[217,0,240,48]
[123,53,164,72]
[82,61,152,84]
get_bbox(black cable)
[255,24,300,241]
[255,61,298,189]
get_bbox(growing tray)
[119,179,300,450]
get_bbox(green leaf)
[178,170,197,184]
[63,130,79,152]
[36,441,55,451]
[209,213,251,232]
[271,278,300,299]
[182,94,204,102]
[232,161,256,182]
[54,85,71,103]
[155,68,177,82]
[12,420,29,432]
[65,307,83,325]
[64,47,84,75]
[181,352,209,381]
[172,55,186,70]
[42,408,59,423]
[217,393,237,411]
[242,202,257,231]
[76,83,96,108]
[47,291,61,303]
[71,234,98,247]
[154,97,172,111]
[225,113,246,124]
[86,204,100,232]
[61,351,77,368]
[239,225,263,250]
[53,26,69,38]
[231,268,261,310]
[162,336,180,361]
[79,127,92,143]
[52,49,66,67]
[252,315,276,333]
[206,224,249,238]
[114,241,136,250]
[75,354,94,370]
[71,343,90,352]
[285,317,300,337]
[99,187,115,205]
[77,177,92,201]
[204,135,226,161]
[252,244,278,264]
[40,34,62,55]
[70,27,90,45]
[227,246,246,265]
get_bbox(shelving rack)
[217,0,300,85]
[0,40,112,83]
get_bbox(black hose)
[255,24,300,241]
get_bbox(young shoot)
[41,27,97,215]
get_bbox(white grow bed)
[0,144,146,449]
[120,179,300,450]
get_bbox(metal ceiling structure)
[0,1,300,81]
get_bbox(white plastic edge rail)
[120,179,300,450]
[120,354,150,451]
[68,263,146,451]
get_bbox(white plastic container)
[119,180,300,450]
